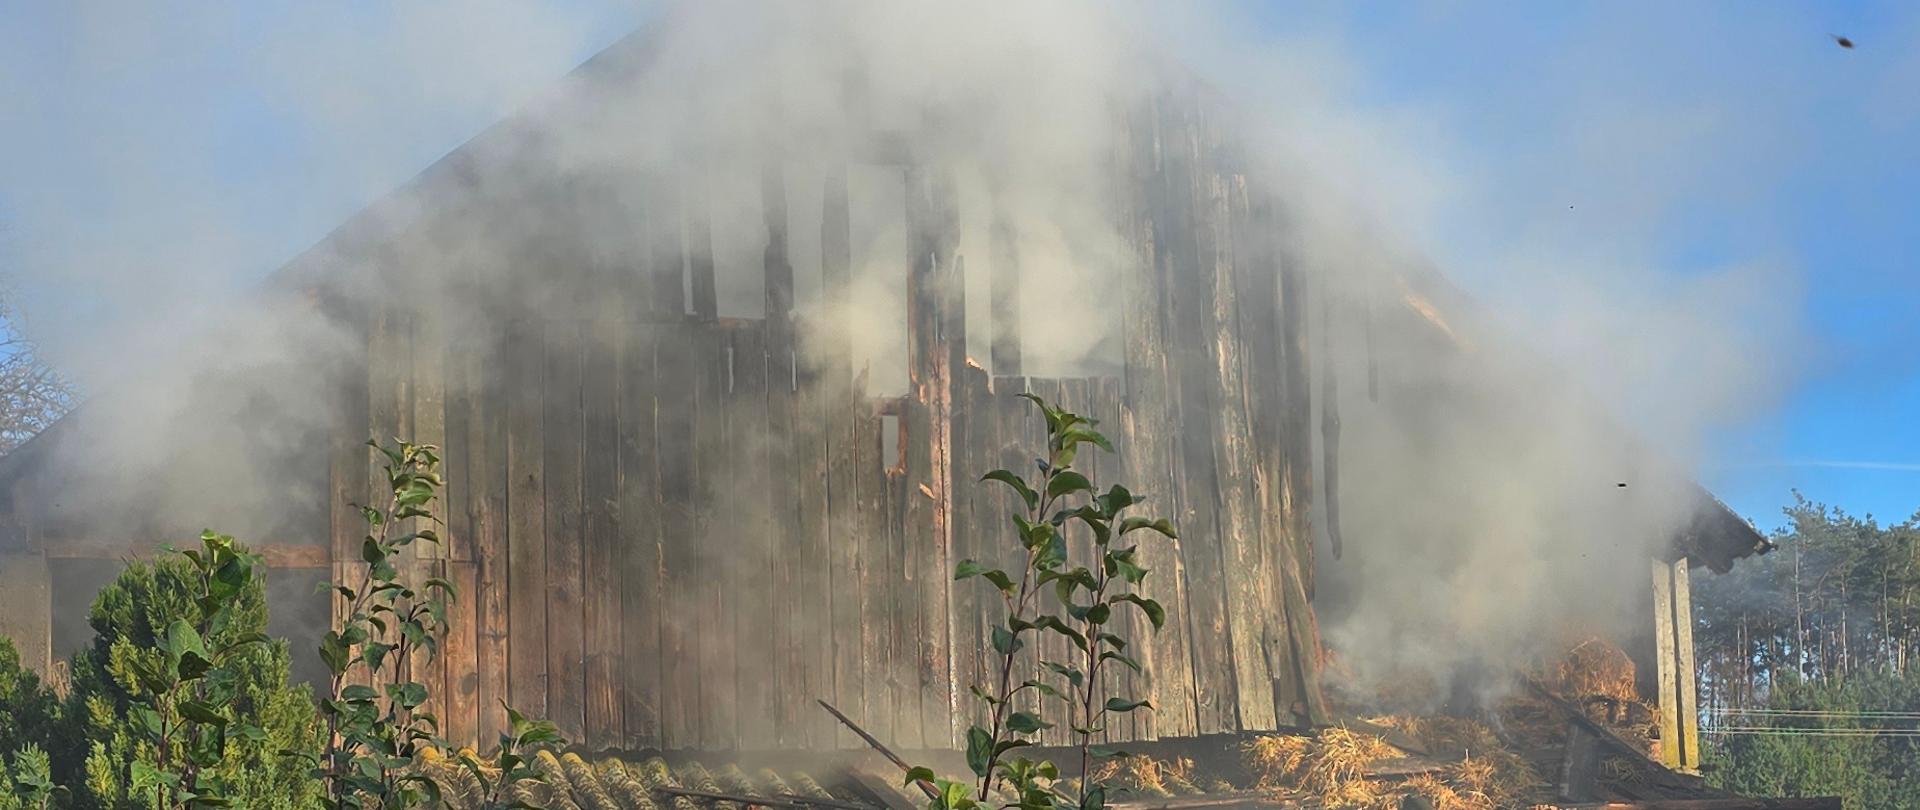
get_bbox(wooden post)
[1652,557,1701,771]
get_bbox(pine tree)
[57,551,323,809]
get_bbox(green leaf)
[1036,615,1088,651]
[955,559,987,580]
[386,681,429,708]
[1007,712,1051,734]
[981,470,1039,511]
[1046,471,1094,499]
[992,625,1024,655]
[1044,662,1085,688]
[178,700,228,726]
[1100,650,1142,673]
[1060,424,1114,454]
[165,618,207,660]
[904,766,936,788]
[1119,517,1178,539]
[966,726,993,777]
[1103,697,1151,713]
[1088,745,1131,760]
[1080,785,1107,810]
[940,778,975,810]
[1020,678,1064,700]
[362,536,385,564]
[1017,393,1062,433]
[130,656,173,696]
[1035,530,1069,571]
[1114,594,1166,630]
[983,569,1017,595]
[363,641,396,672]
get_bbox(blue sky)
[1,1,1914,533]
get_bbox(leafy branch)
[913,393,1175,810]
[314,439,457,809]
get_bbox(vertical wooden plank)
[1155,98,1238,735]
[471,331,511,741]
[1091,376,1136,742]
[329,315,371,688]
[856,382,896,745]
[544,321,586,742]
[1247,182,1326,728]
[413,315,448,551]
[691,323,736,750]
[1270,183,1328,726]
[947,362,990,735]
[366,307,413,696]
[655,325,700,748]
[443,559,479,745]
[886,460,919,749]
[582,319,623,749]
[991,378,1038,742]
[505,319,548,720]
[1025,377,1071,747]
[765,339,803,747]
[410,314,449,728]
[1119,100,1194,741]
[793,364,834,749]
[444,328,473,565]
[903,166,959,748]
[1672,560,1700,770]
[1651,559,1680,769]
[764,162,829,748]
[439,337,477,745]
[731,324,777,747]
[1199,166,1278,731]
[618,324,663,748]
[822,165,866,749]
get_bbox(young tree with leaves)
[911,394,1174,810]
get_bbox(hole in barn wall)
[881,412,901,471]
[50,557,120,661]
[267,566,330,690]
[848,164,910,396]
[707,166,768,319]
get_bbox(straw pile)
[1244,728,1403,809]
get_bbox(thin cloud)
[1724,460,1920,472]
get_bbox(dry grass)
[1089,755,1197,798]
[1244,729,1402,808]
[1554,636,1639,707]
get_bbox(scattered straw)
[1244,728,1402,808]
[1089,755,1196,798]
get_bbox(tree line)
[1693,497,1920,808]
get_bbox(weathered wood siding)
[313,96,1331,751]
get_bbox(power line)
[1705,708,1920,718]
[1702,727,1920,737]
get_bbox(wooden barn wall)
[328,95,1327,751]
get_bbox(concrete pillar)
[0,549,52,679]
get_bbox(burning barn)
[0,6,1801,808]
